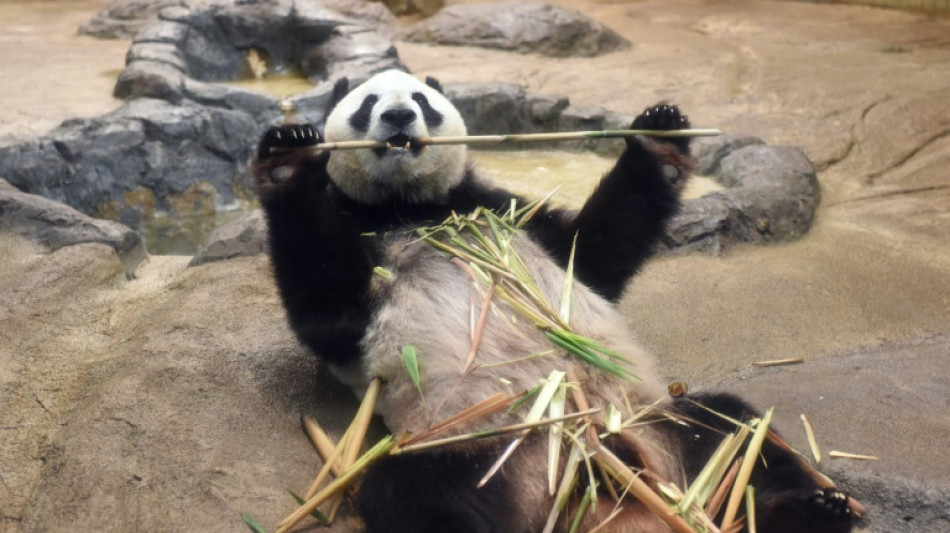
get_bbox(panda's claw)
[629,104,691,155]
[257,124,322,161]
[806,488,853,522]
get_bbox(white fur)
[324,70,468,205]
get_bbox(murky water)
[144,149,721,255]
[222,73,316,99]
[472,149,720,208]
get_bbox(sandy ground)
[1,0,949,531]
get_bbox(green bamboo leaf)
[545,331,635,380]
[401,345,424,400]
[372,266,393,280]
[559,233,578,324]
[286,489,331,524]
[508,384,542,413]
[241,513,268,533]
[547,382,567,494]
[567,488,593,533]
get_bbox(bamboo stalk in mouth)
[274,128,722,153]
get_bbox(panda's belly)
[357,236,665,436]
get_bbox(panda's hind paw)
[256,124,321,161]
[630,104,691,155]
[807,488,853,522]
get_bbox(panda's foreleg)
[524,105,694,302]
[252,124,377,365]
[671,393,854,533]
[356,446,522,533]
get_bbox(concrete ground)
[0,0,948,531]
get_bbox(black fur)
[329,77,351,113]
[254,106,689,360]
[412,92,444,127]
[424,75,445,94]
[349,94,379,132]
[670,393,853,533]
[357,446,517,533]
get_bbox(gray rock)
[693,134,766,176]
[0,179,145,274]
[78,0,179,40]
[0,98,259,232]
[662,138,821,254]
[403,2,630,57]
[445,82,568,136]
[189,209,266,267]
[114,0,401,103]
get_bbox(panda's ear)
[425,76,444,95]
[327,77,350,114]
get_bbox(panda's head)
[323,70,468,205]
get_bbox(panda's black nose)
[380,108,417,128]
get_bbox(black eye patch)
[412,92,444,127]
[349,94,379,132]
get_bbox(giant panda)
[252,69,854,533]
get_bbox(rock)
[693,135,766,176]
[0,98,260,235]
[444,82,568,136]
[78,0,179,40]
[189,210,267,267]
[662,138,821,254]
[377,0,443,16]
[0,0,406,256]
[114,0,402,102]
[403,2,630,57]
[0,179,145,274]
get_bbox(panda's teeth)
[386,142,394,150]
[404,141,411,150]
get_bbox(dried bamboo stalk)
[800,414,822,465]
[401,392,518,446]
[302,415,341,476]
[594,445,697,533]
[829,450,879,460]
[396,408,600,454]
[720,409,774,530]
[283,128,721,153]
[706,458,742,518]
[752,357,805,367]
[328,378,382,520]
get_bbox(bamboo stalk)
[800,414,822,465]
[301,415,341,476]
[284,128,721,153]
[464,280,496,373]
[275,436,395,533]
[594,445,697,533]
[752,357,804,367]
[720,408,774,530]
[396,408,601,454]
[401,392,518,446]
[328,377,382,521]
[706,458,742,519]
[829,450,879,461]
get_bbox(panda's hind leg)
[671,393,854,533]
[357,447,519,533]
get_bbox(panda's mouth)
[375,133,423,157]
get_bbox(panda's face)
[324,70,468,205]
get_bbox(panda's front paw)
[256,124,321,161]
[630,104,691,156]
